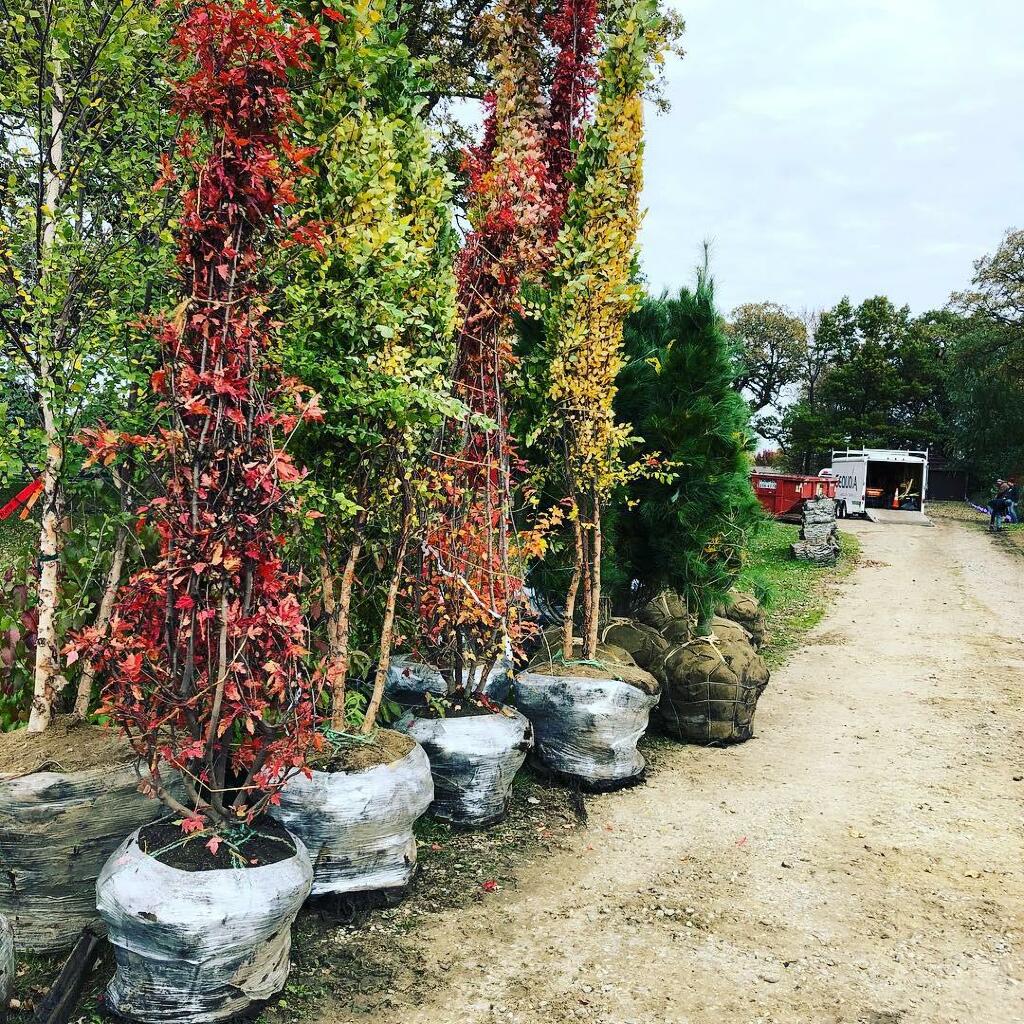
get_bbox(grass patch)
[737,519,861,668]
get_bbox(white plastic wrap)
[514,672,660,789]
[0,763,169,953]
[406,709,532,827]
[270,742,433,897]
[96,828,313,1023]
[0,913,13,1006]
[386,656,513,705]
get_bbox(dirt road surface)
[320,518,1024,1024]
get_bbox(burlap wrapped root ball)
[637,591,694,643]
[651,616,770,745]
[714,590,766,649]
[600,620,669,671]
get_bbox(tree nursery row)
[0,2,768,1021]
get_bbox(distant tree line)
[726,228,1024,490]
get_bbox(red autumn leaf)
[181,814,205,835]
[481,880,498,893]
[206,835,223,856]
[321,6,344,22]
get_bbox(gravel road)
[319,516,1024,1024]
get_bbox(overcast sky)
[640,0,1024,316]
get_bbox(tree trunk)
[319,545,338,648]
[328,538,361,732]
[73,525,128,718]
[26,42,66,734]
[562,514,584,661]
[579,507,594,656]
[27,430,66,733]
[585,495,602,660]
[362,517,411,735]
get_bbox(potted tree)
[70,4,322,1019]
[516,0,667,791]
[268,0,451,903]
[614,280,769,745]
[395,0,595,828]
[0,2,180,954]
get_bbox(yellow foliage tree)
[544,0,665,660]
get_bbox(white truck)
[827,449,929,518]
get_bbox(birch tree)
[0,0,172,730]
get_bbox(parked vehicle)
[828,449,929,518]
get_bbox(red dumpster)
[751,471,838,519]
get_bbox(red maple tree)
[415,1,599,692]
[71,0,324,828]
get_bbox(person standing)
[990,480,1011,531]
[1006,479,1019,524]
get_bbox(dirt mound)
[529,641,660,696]
[0,717,136,776]
[650,616,770,744]
[309,729,415,773]
[714,590,766,649]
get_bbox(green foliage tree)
[612,267,763,632]
[727,301,806,414]
[774,296,953,473]
[283,0,458,733]
[948,228,1024,483]
[0,0,174,730]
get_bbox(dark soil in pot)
[0,719,171,954]
[270,730,433,899]
[138,816,297,872]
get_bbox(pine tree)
[613,265,763,631]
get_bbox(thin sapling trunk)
[73,524,128,718]
[27,41,67,734]
[362,502,412,735]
